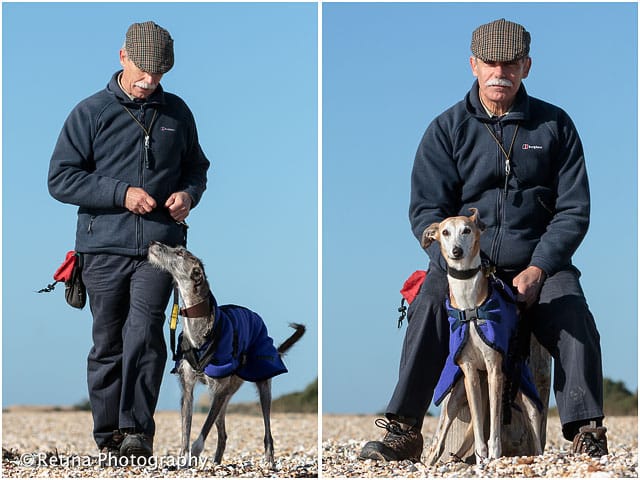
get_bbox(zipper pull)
[144,135,150,169]
[504,158,511,192]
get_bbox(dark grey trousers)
[82,254,173,448]
[386,265,604,439]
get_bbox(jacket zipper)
[488,121,518,265]
[490,149,507,264]
[136,104,145,255]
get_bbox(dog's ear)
[468,208,486,232]
[190,266,204,289]
[421,223,440,249]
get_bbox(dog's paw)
[191,438,204,458]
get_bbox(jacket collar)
[465,80,530,123]
[107,70,166,107]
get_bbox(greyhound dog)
[422,208,542,461]
[148,241,305,466]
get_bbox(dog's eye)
[442,229,450,237]
[176,250,184,257]
[462,227,471,235]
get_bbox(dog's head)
[421,208,486,263]
[148,241,208,295]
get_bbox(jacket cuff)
[181,187,200,208]
[114,181,130,208]
[529,258,552,277]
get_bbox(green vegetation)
[271,378,318,413]
[602,378,637,416]
[71,398,91,411]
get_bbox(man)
[48,21,210,460]
[359,18,607,462]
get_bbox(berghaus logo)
[522,143,543,150]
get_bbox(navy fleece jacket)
[48,71,210,256]
[410,81,590,275]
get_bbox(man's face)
[119,49,164,99]
[470,56,531,107]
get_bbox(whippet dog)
[148,241,305,466]
[422,208,542,461]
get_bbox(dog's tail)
[277,323,306,354]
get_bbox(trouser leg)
[524,268,604,440]
[84,254,131,448]
[386,267,449,429]
[84,254,172,447]
[119,258,172,436]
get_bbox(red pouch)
[53,251,78,283]
[38,251,86,309]
[400,270,427,304]
[397,270,427,328]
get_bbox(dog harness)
[433,279,543,415]
[173,293,288,382]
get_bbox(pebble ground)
[2,410,317,477]
[322,414,638,478]
[3,410,637,477]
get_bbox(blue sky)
[2,2,318,410]
[323,2,638,414]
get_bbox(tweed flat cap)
[125,21,174,74]
[471,19,530,63]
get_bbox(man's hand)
[165,191,192,222]
[125,187,157,215]
[512,265,546,308]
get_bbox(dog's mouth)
[147,242,168,267]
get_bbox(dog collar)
[447,265,482,280]
[180,297,211,318]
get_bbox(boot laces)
[375,418,416,448]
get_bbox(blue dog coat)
[433,280,543,413]
[174,294,287,382]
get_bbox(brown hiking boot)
[358,419,423,462]
[572,422,608,457]
[99,430,124,467]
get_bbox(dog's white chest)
[457,323,502,370]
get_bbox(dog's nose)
[452,246,463,258]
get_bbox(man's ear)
[421,223,440,249]
[470,56,479,78]
[119,49,127,68]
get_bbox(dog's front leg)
[193,376,243,461]
[459,363,488,461]
[486,357,503,459]
[256,379,275,468]
[178,363,196,458]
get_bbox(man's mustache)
[485,78,514,88]
[134,82,158,90]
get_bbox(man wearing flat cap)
[49,21,209,460]
[359,18,607,462]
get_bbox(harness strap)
[447,295,501,331]
[170,287,180,361]
[192,319,223,372]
